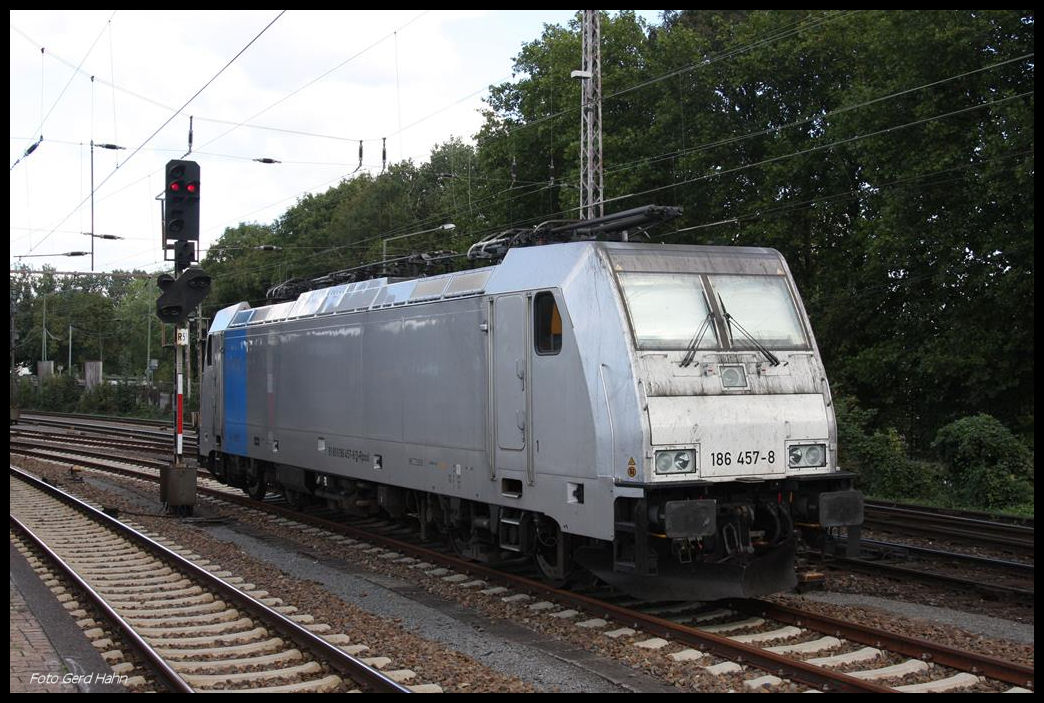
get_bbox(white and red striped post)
[175,326,187,462]
[176,369,184,458]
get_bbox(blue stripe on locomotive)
[224,328,248,455]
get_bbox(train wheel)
[535,518,575,586]
[449,527,474,560]
[245,469,266,501]
[284,489,308,510]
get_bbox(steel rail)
[728,598,1034,690]
[865,499,1033,529]
[12,448,891,692]
[13,428,173,455]
[19,410,176,429]
[11,439,182,473]
[9,465,411,694]
[295,520,896,692]
[11,515,195,692]
[10,478,194,693]
[814,554,1034,604]
[16,417,196,446]
[863,505,1034,554]
[858,538,1034,573]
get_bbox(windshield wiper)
[718,295,780,367]
[680,312,714,367]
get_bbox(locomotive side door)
[223,327,249,456]
[199,332,220,453]
[491,294,531,481]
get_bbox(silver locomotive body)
[199,241,862,600]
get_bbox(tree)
[202,222,280,311]
[476,9,1033,450]
[38,10,1030,463]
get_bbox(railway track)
[16,410,181,431]
[863,501,1033,558]
[245,509,1035,692]
[11,418,1035,693]
[13,427,177,458]
[9,466,416,693]
[805,537,1035,605]
[15,411,197,453]
[13,421,1035,605]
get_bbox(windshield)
[710,274,807,349]
[618,273,717,350]
[618,272,808,351]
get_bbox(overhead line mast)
[574,9,604,222]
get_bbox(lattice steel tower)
[574,9,604,220]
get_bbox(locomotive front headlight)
[673,451,691,471]
[720,365,747,388]
[655,449,696,474]
[787,442,827,468]
[655,451,675,473]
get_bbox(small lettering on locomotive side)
[325,445,370,463]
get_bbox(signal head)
[164,159,200,242]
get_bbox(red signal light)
[164,159,199,242]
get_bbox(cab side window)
[534,291,562,355]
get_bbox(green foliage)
[19,375,81,412]
[10,266,167,384]
[77,382,143,416]
[835,396,944,502]
[16,376,166,419]
[858,431,946,503]
[839,396,1034,511]
[932,414,1034,511]
[474,10,1033,456]
[202,223,281,308]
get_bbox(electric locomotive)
[198,213,862,601]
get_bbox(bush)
[16,375,166,420]
[835,395,945,502]
[932,414,1034,511]
[78,381,142,416]
[18,375,80,412]
[853,427,944,501]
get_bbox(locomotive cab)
[569,244,863,599]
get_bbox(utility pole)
[573,9,604,222]
[89,139,126,272]
[10,299,19,423]
[90,138,95,271]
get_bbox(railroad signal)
[156,267,211,325]
[174,240,195,274]
[164,159,200,242]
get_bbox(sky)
[10,10,665,276]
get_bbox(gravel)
[200,523,667,692]
[789,591,1034,644]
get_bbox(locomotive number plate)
[709,450,776,467]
